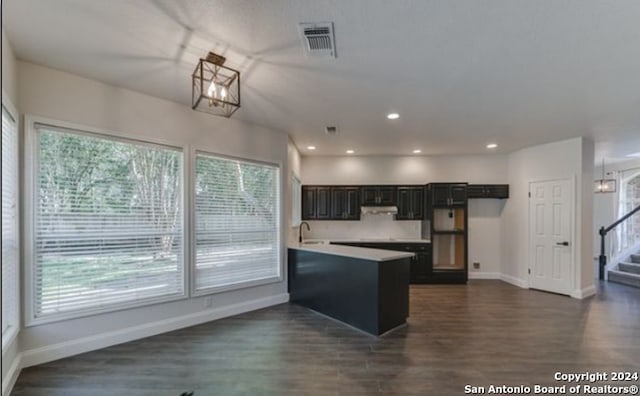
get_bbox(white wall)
[1,28,21,396]
[580,139,595,290]
[2,29,18,104]
[288,139,302,180]
[16,62,290,365]
[501,137,595,297]
[302,155,508,185]
[301,154,508,277]
[305,218,422,241]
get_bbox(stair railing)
[599,205,640,279]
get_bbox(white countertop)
[289,243,415,262]
[334,238,431,244]
[302,238,431,244]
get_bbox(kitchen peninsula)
[288,243,414,336]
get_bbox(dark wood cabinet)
[361,186,396,206]
[288,248,410,335]
[330,241,431,284]
[301,186,331,220]
[427,183,468,284]
[400,244,431,284]
[467,184,509,199]
[316,187,332,219]
[396,186,424,220]
[331,187,360,220]
[430,183,467,207]
[302,186,316,220]
[411,252,431,284]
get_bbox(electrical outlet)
[473,262,480,269]
[203,296,213,308]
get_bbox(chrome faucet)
[299,221,310,243]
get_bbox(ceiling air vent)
[299,22,336,58]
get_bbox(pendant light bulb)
[207,81,216,98]
[220,86,227,100]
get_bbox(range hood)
[360,206,398,216]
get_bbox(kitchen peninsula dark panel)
[288,247,410,336]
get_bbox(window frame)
[617,167,640,253]
[2,91,20,350]
[291,173,302,227]
[24,115,191,326]
[190,149,283,297]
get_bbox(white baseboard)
[2,352,22,396]
[500,273,528,288]
[571,284,597,299]
[20,293,289,369]
[468,272,501,279]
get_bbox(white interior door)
[529,178,574,295]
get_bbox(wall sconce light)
[594,158,616,193]
[192,52,240,118]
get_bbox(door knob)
[556,241,569,246]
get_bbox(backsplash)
[303,214,424,240]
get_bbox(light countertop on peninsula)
[288,243,415,262]
[300,238,431,244]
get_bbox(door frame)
[527,176,576,295]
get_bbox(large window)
[2,103,19,344]
[32,124,185,322]
[617,167,640,252]
[195,153,280,292]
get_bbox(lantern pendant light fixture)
[192,52,240,118]
[594,158,616,193]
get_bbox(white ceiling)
[4,0,640,159]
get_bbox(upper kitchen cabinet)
[396,186,424,220]
[430,183,468,207]
[331,187,360,220]
[361,186,396,206]
[301,186,331,220]
[467,184,509,199]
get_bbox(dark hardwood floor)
[11,281,640,396]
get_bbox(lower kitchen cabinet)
[331,241,431,284]
[410,251,431,284]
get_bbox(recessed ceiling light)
[346,149,355,154]
[307,146,316,150]
[412,149,421,154]
[486,143,498,149]
[627,152,640,158]
[387,113,400,120]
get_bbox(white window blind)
[33,125,184,320]
[2,104,19,341]
[195,153,280,292]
